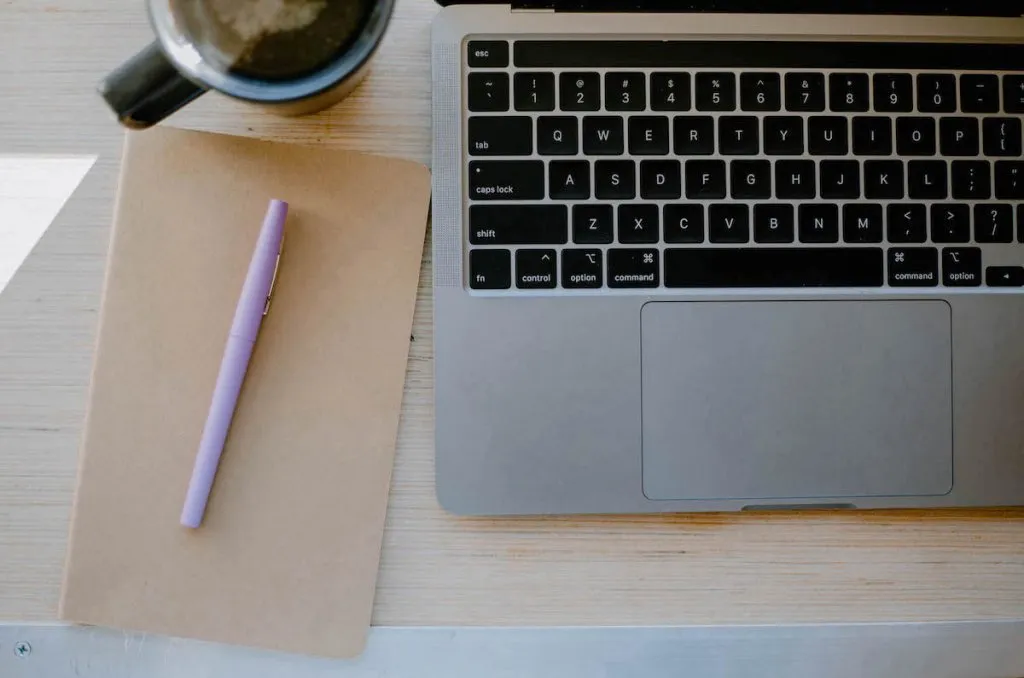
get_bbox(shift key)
[470,205,568,244]
[469,160,545,200]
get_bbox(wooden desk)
[1,0,1023,628]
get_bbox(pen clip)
[263,234,284,316]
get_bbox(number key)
[918,74,956,113]
[605,72,645,111]
[560,72,600,111]
[785,72,825,112]
[514,72,555,111]
[740,73,781,111]
[650,72,691,111]
[695,72,736,111]
[830,73,869,112]
[873,73,913,112]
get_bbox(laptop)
[430,0,1024,515]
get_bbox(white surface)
[0,621,1023,677]
[0,156,96,296]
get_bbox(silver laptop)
[430,0,1024,514]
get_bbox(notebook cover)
[59,127,430,658]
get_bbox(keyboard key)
[896,117,936,156]
[663,204,705,244]
[549,160,591,199]
[888,247,938,287]
[651,73,691,111]
[695,72,736,111]
[608,249,659,288]
[843,204,883,243]
[595,160,636,199]
[628,116,670,155]
[562,249,603,288]
[469,205,568,244]
[560,72,600,111]
[582,116,624,155]
[864,160,904,199]
[873,73,913,112]
[664,248,883,288]
[982,117,1022,156]
[908,160,948,199]
[731,160,772,199]
[830,73,869,112]
[987,266,1024,287]
[852,116,893,155]
[763,116,803,155]
[941,247,981,287]
[930,204,970,243]
[514,72,555,111]
[887,204,927,243]
[605,72,646,111]
[918,74,956,113]
[807,117,849,155]
[685,160,726,199]
[775,160,815,199]
[618,204,659,244]
[939,118,980,156]
[516,249,557,289]
[798,204,839,243]
[960,74,1000,113]
[740,72,781,111]
[974,204,1013,243]
[785,72,825,112]
[754,204,794,243]
[468,73,509,112]
[537,116,579,155]
[1003,75,1024,113]
[674,116,715,155]
[708,204,750,243]
[718,116,759,155]
[995,161,1024,199]
[467,41,508,68]
[469,249,511,289]
[819,160,860,199]
[640,160,682,199]
[951,160,991,199]
[468,117,532,156]
[572,204,613,244]
[469,160,544,200]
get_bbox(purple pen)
[181,199,287,528]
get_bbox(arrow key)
[986,266,1024,287]
[516,249,557,289]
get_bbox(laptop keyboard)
[463,40,1024,291]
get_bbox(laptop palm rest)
[640,300,953,501]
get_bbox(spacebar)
[664,248,884,288]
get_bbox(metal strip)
[1,621,1022,677]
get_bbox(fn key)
[470,249,510,289]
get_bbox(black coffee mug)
[100,0,394,129]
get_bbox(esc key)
[468,41,509,68]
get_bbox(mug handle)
[98,42,208,129]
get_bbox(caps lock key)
[469,160,545,200]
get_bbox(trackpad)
[641,301,953,501]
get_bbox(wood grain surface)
[1,0,1023,627]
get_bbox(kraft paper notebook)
[60,127,430,658]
